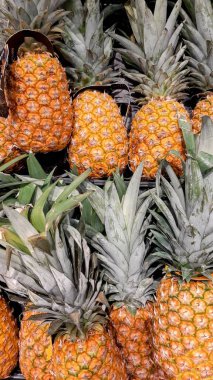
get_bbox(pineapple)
[0,167,91,379]
[0,219,128,379]
[0,116,22,170]
[0,293,19,379]
[0,0,73,153]
[151,116,213,379]
[57,0,128,178]
[19,308,53,380]
[88,164,163,379]
[182,0,213,131]
[112,0,190,179]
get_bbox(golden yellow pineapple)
[192,94,213,132]
[52,325,128,379]
[0,173,93,380]
[112,0,190,179]
[69,91,128,178]
[19,309,53,380]
[183,0,213,131]
[0,1,73,153]
[0,295,19,379]
[7,52,73,153]
[90,164,161,379]
[58,0,128,178]
[130,99,189,178]
[0,215,128,379]
[109,304,164,379]
[45,229,128,379]
[151,117,213,379]
[0,116,22,169]
[153,278,213,379]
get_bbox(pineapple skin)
[68,90,128,178]
[0,296,19,378]
[192,94,213,133]
[152,277,213,379]
[129,99,190,179]
[19,310,53,380]
[0,117,22,169]
[110,303,164,380]
[51,326,128,379]
[6,52,73,153]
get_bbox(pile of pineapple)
[0,115,213,380]
[0,0,212,379]
[0,0,212,180]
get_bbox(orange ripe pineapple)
[183,0,213,131]
[0,295,19,379]
[57,0,128,178]
[46,231,128,379]
[52,326,128,379]
[19,309,53,380]
[151,117,213,379]
[0,1,73,153]
[110,304,166,380]
[130,100,189,178]
[153,278,213,379]
[193,95,213,132]
[112,0,190,179]
[69,91,128,178]
[7,52,73,153]
[0,117,22,170]
[2,222,128,379]
[91,164,161,379]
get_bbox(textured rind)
[68,90,128,178]
[192,94,213,133]
[0,117,22,171]
[50,327,128,379]
[153,277,213,379]
[0,297,19,378]
[110,303,164,380]
[129,99,190,179]
[19,310,53,380]
[6,52,73,153]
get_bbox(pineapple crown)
[111,0,189,103]
[151,116,213,281]
[0,0,69,51]
[0,154,91,231]
[0,159,107,339]
[0,153,91,254]
[86,164,158,312]
[56,0,121,89]
[0,220,108,339]
[182,0,213,91]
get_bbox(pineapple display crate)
[10,372,23,379]
[63,177,156,189]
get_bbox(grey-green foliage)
[182,0,213,90]
[151,116,213,281]
[110,0,189,102]
[56,0,121,88]
[0,0,69,50]
[182,0,196,23]
[86,164,158,312]
[0,223,107,338]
